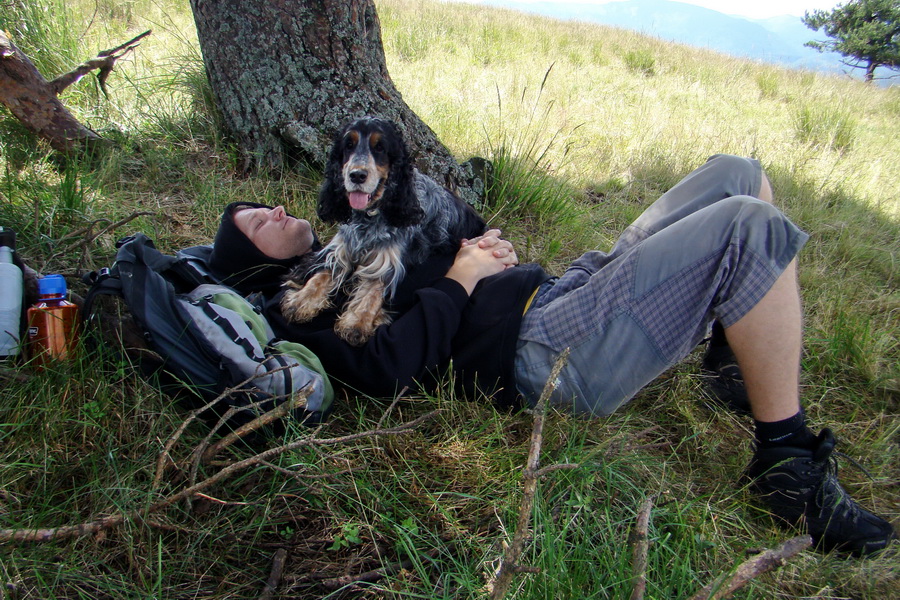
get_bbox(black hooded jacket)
[209,201,550,408]
[264,254,549,408]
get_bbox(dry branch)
[259,548,288,600]
[0,366,31,384]
[152,378,274,490]
[0,410,440,544]
[49,30,151,96]
[689,535,813,600]
[486,348,571,600]
[0,29,149,152]
[629,496,655,600]
[320,547,442,591]
[200,386,313,462]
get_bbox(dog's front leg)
[334,279,391,346]
[280,271,335,323]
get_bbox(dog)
[280,116,486,346]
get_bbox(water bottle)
[0,227,23,359]
[27,274,80,365]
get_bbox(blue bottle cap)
[38,274,67,297]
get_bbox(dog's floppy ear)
[378,120,424,228]
[317,124,353,224]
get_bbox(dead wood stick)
[49,30,151,95]
[0,366,31,384]
[200,385,313,463]
[533,463,578,478]
[187,389,282,478]
[487,348,571,600]
[260,461,361,482]
[154,365,306,489]
[688,535,812,600]
[184,389,312,510]
[51,211,155,250]
[629,496,655,600]
[376,386,408,428]
[321,547,442,590]
[1,410,439,544]
[0,30,148,152]
[259,548,288,600]
[152,376,275,490]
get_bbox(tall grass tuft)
[479,67,588,265]
[622,49,657,76]
[793,103,858,152]
[755,70,780,99]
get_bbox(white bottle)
[0,227,24,358]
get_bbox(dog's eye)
[371,140,384,152]
[343,137,356,150]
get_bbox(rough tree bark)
[189,0,483,203]
[0,30,149,153]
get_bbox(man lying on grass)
[202,153,895,557]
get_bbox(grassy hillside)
[0,0,897,598]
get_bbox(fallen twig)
[0,410,440,544]
[320,547,442,591]
[259,548,288,600]
[200,385,313,462]
[184,388,315,511]
[688,535,812,600]
[629,496,655,600]
[260,461,361,482]
[487,348,571,600]
[152,377,274,490]
[0,366,31,384]
[377,386,408,428]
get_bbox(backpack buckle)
[82,267,111,286]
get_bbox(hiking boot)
[748,428,897,556]
[701,341,751,415]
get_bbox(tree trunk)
[865,60,876,82]
[189,0,482,203]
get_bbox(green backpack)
[83,233,333,431]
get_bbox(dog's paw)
[280,287,331,323]
[335,325,371,347]
[334,308,391,346]
[334,316,373,347]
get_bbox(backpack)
[82,233,333,431]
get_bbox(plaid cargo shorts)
[514,154,808,416]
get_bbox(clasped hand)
[446,229,518,295]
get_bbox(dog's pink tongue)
[348,192,370,210]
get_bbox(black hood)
[208,201,320,296]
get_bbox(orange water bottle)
[27,274,80,365]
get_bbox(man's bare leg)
[724,259,801,422]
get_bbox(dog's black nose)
[349,169,368,185]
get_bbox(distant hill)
[473,0,848,75]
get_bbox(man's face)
[233,205,315,260]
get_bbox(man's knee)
[713,197,805,264]
[704,154,764,198]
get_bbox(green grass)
[1,0,898,598]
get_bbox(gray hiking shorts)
[514,154,809,417]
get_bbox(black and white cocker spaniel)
[280,116,486,346]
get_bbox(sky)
[448,0,846,20]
